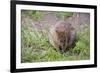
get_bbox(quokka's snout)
[48,21,76,53]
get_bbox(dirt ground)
[21,11,90,34]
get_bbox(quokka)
[48,21,76,53]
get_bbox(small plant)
[31,11,42,21]
[56,12,73,20]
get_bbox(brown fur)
[48,21,76,53]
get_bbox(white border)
[16,5,94,69]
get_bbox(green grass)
[21,24,90,63]
[31,11,42,21]
[56,12,73,20]
[22,10,73,21]
[21,10,42,21]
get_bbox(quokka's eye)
[56,29,59,33]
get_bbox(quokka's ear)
[55,29,60,34]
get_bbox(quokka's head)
[55,25,67,49]
[55,24,66,38]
